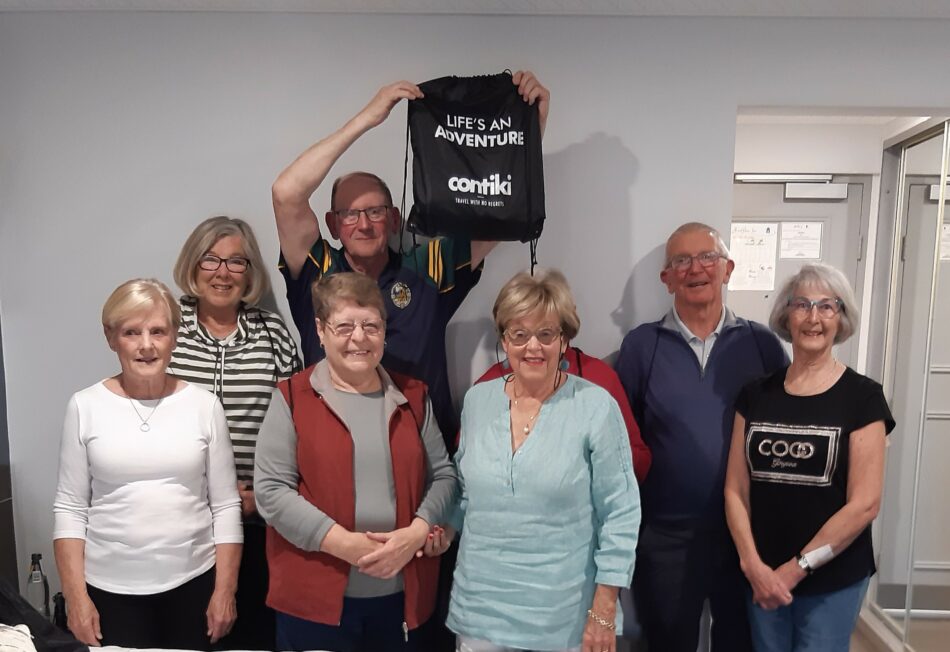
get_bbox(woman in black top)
[724,263,894,652]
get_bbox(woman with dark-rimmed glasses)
[725,263,894,651]
[169,215,301,649]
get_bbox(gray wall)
[2,11,950,588]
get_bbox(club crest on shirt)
[391,282,412,309]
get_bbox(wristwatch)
[796,553,813,574]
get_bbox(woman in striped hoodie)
[169,215,301,650]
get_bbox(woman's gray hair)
[173,216,270,306]
[768,263,859,344]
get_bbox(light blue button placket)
[500,399,547,496]
[495,402,516,495]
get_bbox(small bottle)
[25,553,51,619]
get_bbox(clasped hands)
[746,557,808,610]
[347,520,453,579]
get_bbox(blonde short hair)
[102,278,181,333]
[493,269,580,340]
[311,272,387,323]
[768,263,859,344]
[173,216,270,306]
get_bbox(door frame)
[867,120,950,642]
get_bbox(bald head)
[331,171,393,212]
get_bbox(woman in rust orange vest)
[254,272,458,651]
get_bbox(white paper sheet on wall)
[730,222,778,291]
[780,221,823,259]
[941,223,950,261]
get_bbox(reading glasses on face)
[504,328,562,347]
[787,297,843,318]
[667,251,725,271]
[198,255,250,273]
[326,320,384,337]
[335,206,391,226]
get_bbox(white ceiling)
[4,0,950,18]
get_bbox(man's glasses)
[325,320,385,337]
[334,206,391,226]
[504,327,562,347]
[198,255,250,273]
[787,297,843,319]
[667,251,725,272]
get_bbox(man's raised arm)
[272,81,424,278]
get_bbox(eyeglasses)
[325,320,385,337]
[787,296,843,319]
[198,254,250,273]
[334,206,391,226]
[667,251,726,271]
[504,327,562,347]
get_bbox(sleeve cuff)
[414,509,435,528]
[594,570,634,587]
[52,530,87,541]
[311,518,337,552]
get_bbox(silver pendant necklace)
[512,399,543,435]
[126,377,167,432]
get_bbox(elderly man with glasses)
[615,222,788,652]
[272,73,549,450]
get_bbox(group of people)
[49,70,894,652]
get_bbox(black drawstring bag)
[405,72,545,242]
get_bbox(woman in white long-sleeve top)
[53,278,243,650]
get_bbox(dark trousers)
[275,592,419,652]
[214,522,274,650]
[87,567,215,650]
[633,520,753,652]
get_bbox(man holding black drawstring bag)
[272,71,548,449]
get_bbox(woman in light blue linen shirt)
[443,269,641,652]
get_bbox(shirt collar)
[180,294,248,345]
[663,305,733,341]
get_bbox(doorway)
[873,123,950,651]
[730,112,950,651]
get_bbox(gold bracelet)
[587,609,616,631]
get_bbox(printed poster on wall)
[941,224,950,261]
[730,222,778,291]
[780,221,823,259]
